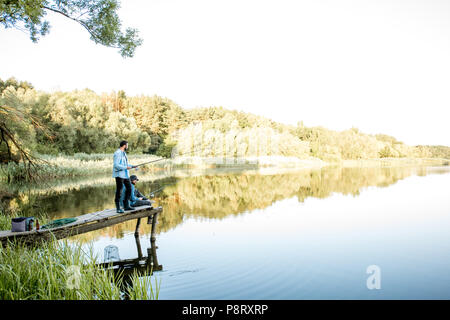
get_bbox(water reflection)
[97,235,163,300]
[2,166,449,241]
[2,165,450,299]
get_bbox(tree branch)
[41,5,120,48]
[0,128,12,161]
[1,125,33,164]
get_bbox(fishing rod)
[132,143,212,168]
[133,142,215,197]
[147,181,179,198]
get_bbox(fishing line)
[133,142,213,168]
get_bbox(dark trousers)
[115,177,132,207]
[131,199,152,207]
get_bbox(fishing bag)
[11,217,35,232]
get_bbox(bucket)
[11,217,35,232]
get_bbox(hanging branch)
[0,92,51,182]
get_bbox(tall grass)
[126,270,161,300]
[0,153,162,183]
[0,240,160,300]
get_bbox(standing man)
[113,140,136,213]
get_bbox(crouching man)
[120,175,152,208]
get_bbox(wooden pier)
[0,205,162,247]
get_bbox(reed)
[0,240,160,300]
[126,269,161,300]
[0,153,162,183]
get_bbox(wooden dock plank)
[0,205,162,246]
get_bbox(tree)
[0,77,34,93]
[0,87,51,181]
[0,0,142,57]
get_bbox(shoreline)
[1,154,448,185]
[167,156,449,169]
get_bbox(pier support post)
[147,238,160,270]
[150,212,158,241]
[134,218,141,237]
[134,232,143,259]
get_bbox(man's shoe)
[115,202,124,213]
[122,199,134,211]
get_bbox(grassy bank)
[1,153,448,184]
[1,153,318,183]
[0,239,160,300]
[0,153,163,183]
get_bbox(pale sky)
[1,0,449,146]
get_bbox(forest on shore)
[1,76,449,171]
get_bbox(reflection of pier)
[97,230,163,299]
[98,235,163,273]
[0,205,162,247]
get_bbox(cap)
[130,175,139,181]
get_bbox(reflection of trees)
[155,166,428,232]
[3,166,442,241]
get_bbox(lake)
[4,165,450,299]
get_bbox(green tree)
[0,87,51,181]
[0,0,142,57]
[0,77,34,93]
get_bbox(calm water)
[4,166,450,299]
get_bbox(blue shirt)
[112,149,133,179]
